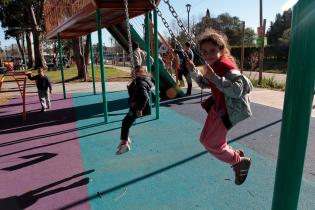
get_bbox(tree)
[278,28,290,46]
[206,9,210,18]
[27,1,46,69]
[0,44,4,66]
[25,31,34,68]
[0,0,46,69]
[5,29,26,64]
[266,9,292,46]
[0,1,27,64]
[72,36,90,81]
[193,11,255,46]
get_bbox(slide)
[107,22,185,100]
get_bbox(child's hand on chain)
[203,63,215,78]
[136,110,143,117]
[186,59,195,72]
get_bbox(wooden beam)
[97,1,154,10]
[90,0,97,7]
[104,12,146,27]
[60,31,91,39]
[46,0,158,40]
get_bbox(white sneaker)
[116,143,131,155]
[117,138,132,149]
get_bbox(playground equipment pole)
[22,76,26,120]
[57,33,66,99]
[240,21,245,74]
[153,9,160,119]
[258,0,266,84]
[96,8,108,123]
[89,34,96,95]
[272,0,315,209]
[145,13,152,113]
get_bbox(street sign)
[257,26,264,37]
[255,37,267,47]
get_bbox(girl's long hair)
[198,29,237,66]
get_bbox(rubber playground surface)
[1,90,315,210]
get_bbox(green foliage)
[0,95,11,105]
[0,1,27,37]
[250,77,285,91]
[0,0,44,38]
[266,9,292,46]
[278,28,291,46]
[193,12,256,46]
[231,46,289,72]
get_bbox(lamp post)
[258,0,265,84]
[186,4,191,34]
[5,46,8,60]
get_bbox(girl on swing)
[116,65,154,155]
[186,29,253,185]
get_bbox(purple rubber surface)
[0,94,91,210]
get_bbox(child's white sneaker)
[117,138,132,149]
[127,137,132,144]
[116,142,131,155]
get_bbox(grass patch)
[112,63,128,67]
[0,95,11,105]
[264,69,287,74]
[250,76,285,91]
[26,65,131,83]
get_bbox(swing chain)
[159,2,205,100]
[156,8,176,43]
[162,0,196,46]
[124,0,136,78]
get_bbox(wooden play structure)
[44,0,160,39]
[0,71,28,120]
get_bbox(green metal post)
[145,13,152,113]
[96,9,108,122]
[272,0,315,209]
[57,33,66,99]
[153,9,160,119]
[89,34,96,95]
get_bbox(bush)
[231,45,289,73]
[250,76,285,91]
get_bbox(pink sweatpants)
[200,106,240,165]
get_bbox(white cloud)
[281,0,298,12]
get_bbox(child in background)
[186,29,253,185]
[174,42,194,96]
[6,63,14,71]
[116,65,154,155]
[27,68,52,112]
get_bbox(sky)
[0,0,298,48]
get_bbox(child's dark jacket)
[127,76,154,114]
[27,74,52,91]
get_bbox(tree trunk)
[72,38,85,79]
[26,31,34,68]
[22,33,25,47]
[33,31,46,69]
[83,35,91,81]
[29,5,46,69]
[16,35,26,65]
